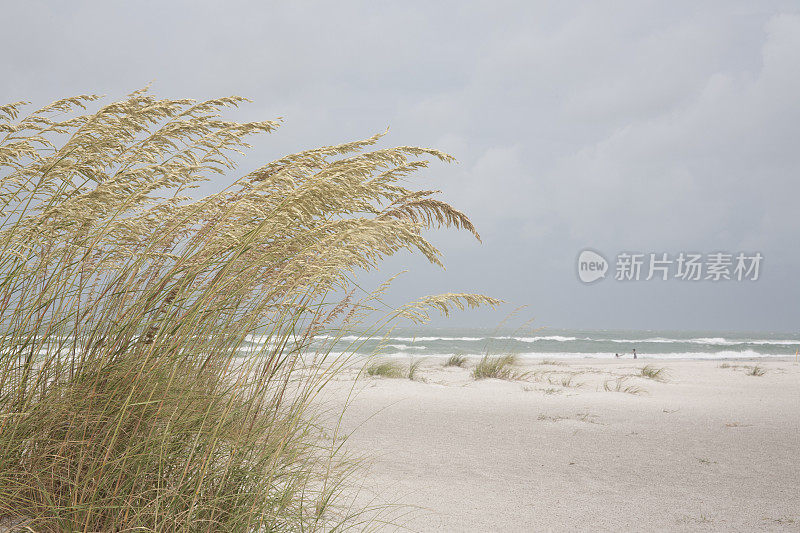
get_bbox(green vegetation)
[407,358,424,380]
[560,374,580,388]
[444,354,467,367]
[639,364,669,382]
[365,359,425,380]
[0,91,498,531]
[534,369,585,389]
[365,360,406,378]
[603,376,646,395]
[472,354,523,380]
[720,362,767,376]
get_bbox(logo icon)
[577,249,608,283]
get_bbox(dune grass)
[541,372,583,389]
[559,374,581,388]
[407,358,424,380]
[365,361,406,378]
[639,364,669,382]
[472,354,524,380]
[366,359,424,380]
[0,90,499,531]
[603,376,646,395]
[720,363,766,376]
[444,354,467,367]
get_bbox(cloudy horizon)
[4,1,799,332]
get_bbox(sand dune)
[330,358,800,532]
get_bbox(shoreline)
[357,355,799,362]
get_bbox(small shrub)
[747,365,766,376]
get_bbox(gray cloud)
[2,1,798,331]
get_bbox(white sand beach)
[330,358,800,532]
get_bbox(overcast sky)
[3,1,799,332]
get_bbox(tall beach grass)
[472,354,522,380]
[0,90,498,531]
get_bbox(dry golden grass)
[0,89,499,531]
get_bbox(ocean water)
[297,328,800,360]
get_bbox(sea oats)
[0,89,496,531]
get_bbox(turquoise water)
[296,328,800,360]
